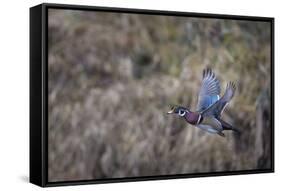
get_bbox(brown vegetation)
[48,9,272,182]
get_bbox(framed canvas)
[30,3,274,187]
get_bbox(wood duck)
[167,68,240,137]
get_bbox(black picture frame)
[30,3,275,187]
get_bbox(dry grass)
[48,9,272,182]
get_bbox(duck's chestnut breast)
[185,112,201,125]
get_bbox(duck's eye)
[179,110,186,116]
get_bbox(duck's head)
[167,106,190,117]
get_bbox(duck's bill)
[167,109,174,114]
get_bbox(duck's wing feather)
[196,68,221,112]
[201,82,236,118]
[197,116,223,132]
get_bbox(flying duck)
[167,68,240,137]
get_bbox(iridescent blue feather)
[200,95,220,110]
[197,68,221,111]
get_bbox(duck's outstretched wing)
[196,68,221,112]
[201,82,236,118]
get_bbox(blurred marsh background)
[48,9,272,182]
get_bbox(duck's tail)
[219,119,241,135]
